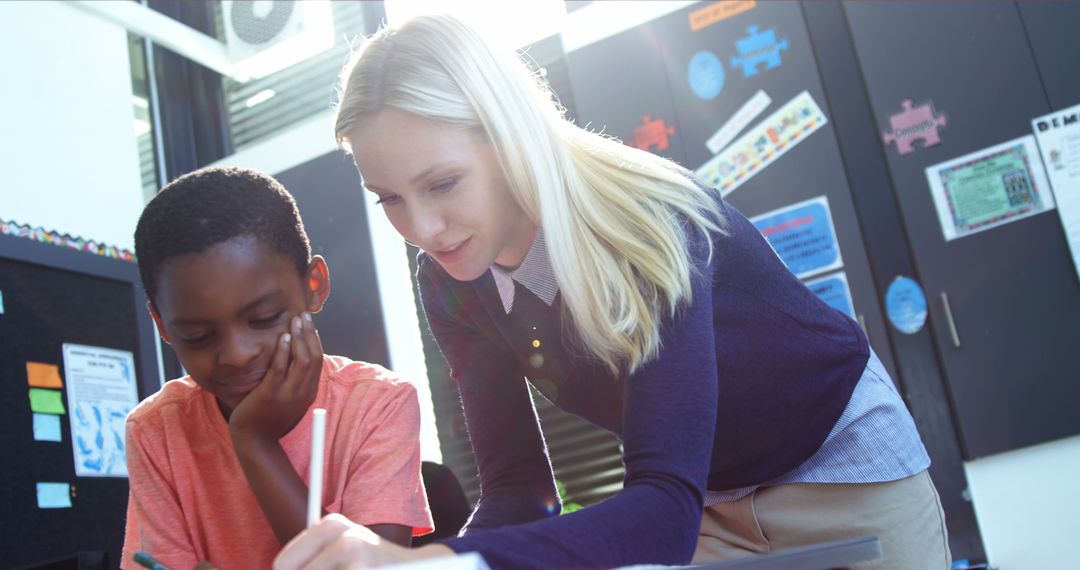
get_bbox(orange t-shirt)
[121,355,434,570]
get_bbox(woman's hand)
[230,313,323,442]
[275,514,455,569]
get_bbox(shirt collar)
[490,231,559,314]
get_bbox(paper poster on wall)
[730,25,788,78]
[33,413,63,442]
[885,276,927,335]
[805,272,855,319]
[696,91,828,195]
[1032,103,1080,283]
[36,482,72,509]
[750,196,843,279]
[629,115,676,154]
[689,51,725,100]
[62,343,138,478]
[926,135,1054,241]
[689,0,756,31]
[882,99,948,156]
[706,89,771,154]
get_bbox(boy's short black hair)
[134,166,311,304]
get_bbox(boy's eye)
[251,311,284,327]
[178,333,212,346]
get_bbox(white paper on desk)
[383,552,490,570]
[1033,102,1080,283]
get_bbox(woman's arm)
[417,258,561,531]
[437,243,719,568]
[275,259,719,569]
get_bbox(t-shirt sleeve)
[339,380,434,536]
[120,419,199,570]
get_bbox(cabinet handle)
[940,292,961,348]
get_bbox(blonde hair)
[334,15,725,375]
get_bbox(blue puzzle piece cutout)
[731,25,789,78]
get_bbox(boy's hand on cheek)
[229,313,324,444]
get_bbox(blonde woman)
[276,14,949,570]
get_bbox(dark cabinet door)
[845,0,1080,459]
[567,1,900,381]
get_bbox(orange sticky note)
[27,362,63,389]
[689,0,756,31]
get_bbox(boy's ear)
[305,255,331,314]
[147,302,171,344]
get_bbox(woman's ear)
[148,302,171,344]
[305,256,331,314]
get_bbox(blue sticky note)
[806,273,855,319]
[36,482,72,509]
[33,413,62,442]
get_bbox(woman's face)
[348,108,536,282]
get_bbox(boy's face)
[149,236,328,416]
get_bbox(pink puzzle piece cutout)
[882,99,947,155]
[630,115,675,152]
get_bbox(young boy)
[121,167,433,570]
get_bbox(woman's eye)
[431,178,458,193]
[251,312,284,327]
[374,194,400,206]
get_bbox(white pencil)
[307,408,327,528]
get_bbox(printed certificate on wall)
[925,135,1054,241]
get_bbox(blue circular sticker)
[885,276,927,335]
[689,51,725,100]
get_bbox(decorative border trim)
[0,218,135,262]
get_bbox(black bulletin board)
[0,233,160,568]
[273,151,391,368]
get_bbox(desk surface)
[384,536,882,570]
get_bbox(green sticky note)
[29,388,66,415]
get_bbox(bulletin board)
[0,233,160,568]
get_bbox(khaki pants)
[693,470,951,569]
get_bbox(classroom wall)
[965,434,1080,569]
[0,1,144,251]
